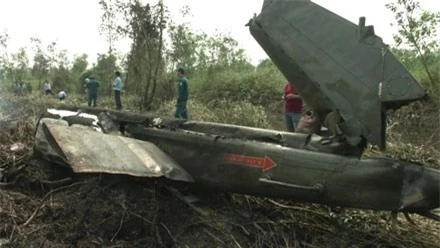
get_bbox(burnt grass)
[0,96,439,247]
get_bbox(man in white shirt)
[57,91,67,100]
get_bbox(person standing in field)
[43,81,52,95]
[175,67,188,120]
[83,78,90,94]
[113,71,123,110]
[283,81,303,132]
[86,76,99,107]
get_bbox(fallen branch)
[129,210,153,224]
[22,181,87,227]
[403,212,418,226]
[175,220,250,238]
[39,177,72,185]
[0,176,20,186]
[266,199,329,217]
[111,208,126,242]
[8,225,15,243]
[160,222,179,247]
[203,228,227,247]
[230,234,242,248]
[155,224,164,247]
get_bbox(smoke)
[0,94,13,122]
[0,91,26,125]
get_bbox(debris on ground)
[0,97,439,247]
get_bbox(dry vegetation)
[0,93,439,247]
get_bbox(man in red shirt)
[283,82,303,132]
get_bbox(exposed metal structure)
[34,0,439,221]
[249,0,426,149]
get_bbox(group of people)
[83,71,123,110]
[171,67,308,134]
[13,81,32,95]
[43,81,67,100]
[41,71,123,111]
[41,69,305,134]
[172,67,310,135]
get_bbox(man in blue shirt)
[113,71,123,110]
[175,67,188,119]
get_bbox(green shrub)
[208,99,272,128]
[156,98,272,129]
[156,99,220,122]
[189,66,286,107]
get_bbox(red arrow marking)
[223,153,277,171]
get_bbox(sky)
[0,0,439,65]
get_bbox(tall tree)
[0,31,15,83]
[167,25,252,75]
[11,47,30,84]
[386,0,440,90]
[203,33,251,70]
[94,53,118,97]
[30,37,49,89]
[117,0,167,109]
[166,6,199,74]
[46,42,59,71]
[71,54,89,93]
[47,45,71,91]
[99,0,120,55]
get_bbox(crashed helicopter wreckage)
[35,106,439,221]
[34,0,439,221]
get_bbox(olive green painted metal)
[34,107,439,221]
[248,0,426,149]
[32,0,439,221]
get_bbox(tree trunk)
[144,1,165,108]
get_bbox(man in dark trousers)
[175,67,188,119]
[113,71,123,110]
[86,76,99,107]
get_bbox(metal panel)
[39,119,193,182]
[249,0,426,148]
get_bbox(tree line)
[0,0,438,109]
